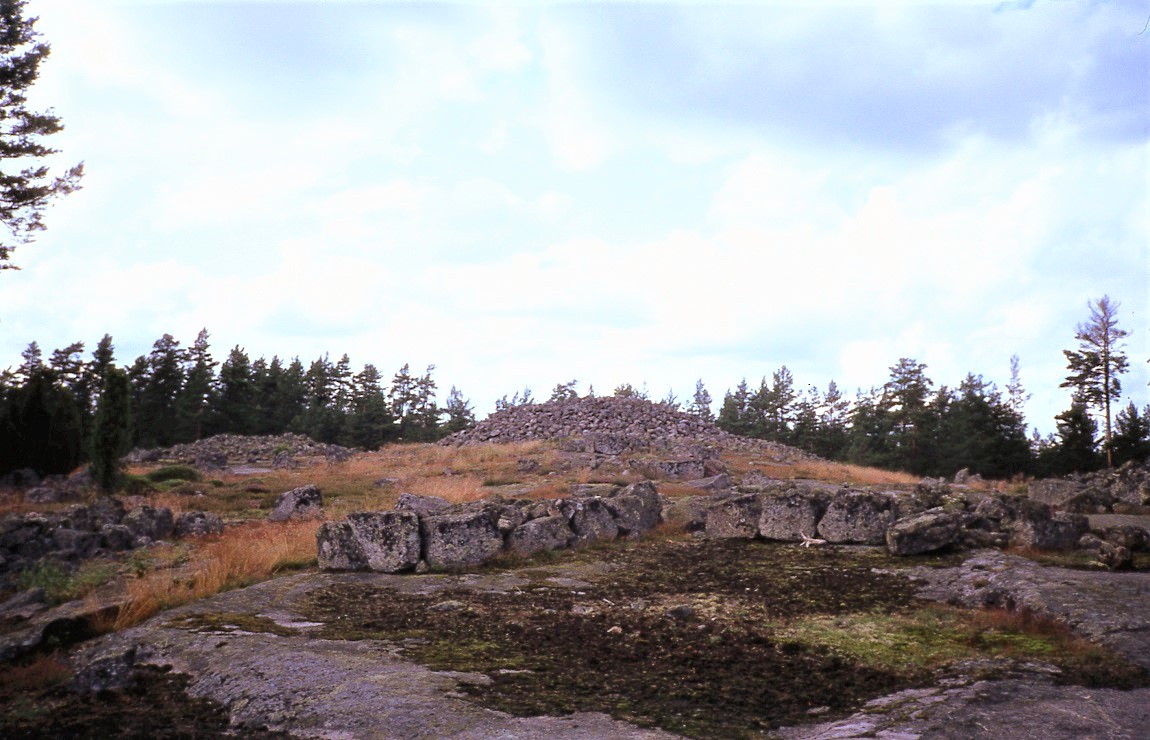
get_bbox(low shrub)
[145,465,202,484]
[18,559,119,605]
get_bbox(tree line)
[2,297,1147,482]
[0,329,476,477]
[706,295,1148,478]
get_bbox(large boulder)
[569,498,620,544]
[758,492,826,542]
[649,460,706,481]
[705,493,762,539]
[1028,479,1082,507]
[817,490,895,545]
[885,510,964,555]
[51,528,102,559]
[421,509,504,569]
[507,515,573,556]
[123,506,175,542]
[605,481,662,535]
[268,484,324,522]
[317,511,422,572]
[174,511,225,538]
[686,473,731,491]
[1010,506,1088,550]
[394,493,452,516]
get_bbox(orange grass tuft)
[112,520,319,631]
[0,654,73,691]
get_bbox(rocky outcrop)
[0,499,225,589]
[677,480,1127,559]
[267,484,324,522]
[317,511,422,572]
[817,490,896,545]
[440,396,811,462]
[125,433,355,470]
[317,482,666,573]
[1028,459,1150,514]
[885,510,965,555]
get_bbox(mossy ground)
[298,539,1147,738]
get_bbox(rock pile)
[670,479,1116,558]
[441,396,811,461]
[1028,459,1150,513]
[317,481,664,572]
[125,434,355,470]
[0,500,224,589]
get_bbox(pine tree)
[1110,402,1150,466]
[1053,402,1100,475]
[548,380,579,402]
[1061,295,1130,466]
[717,379,752,437]
[443,385,476,434]
[179,328,216,440]
[90,366,131,490]
[0,0,83,270]
[688,379,713,421]
[213,345,256,435]
[132,334,188,447]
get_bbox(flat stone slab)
[71,571,673,738]
[66,550,1150,739]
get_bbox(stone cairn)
[124,433,355,470]
[440,396,813,461]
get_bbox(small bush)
[18,560,119,605]
[121,474,157,495]
[145,465,202,483]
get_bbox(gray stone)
[1102,524,1150,552]
[421,509,504,569]
[886,510,964,556]
[740,469,774,489]
[686,473,731,491]
[90,497,126,528]
[705,493,762,539]
[590,433,627,455]
[1010,503,1088,550]
[569,498,620,544]
[25,486,79,504]
[1028,479,1083,507]
[817,490,895,545]
[394,493,452,515]
[758,492,824,542]
[100,524,135,551]
[269,484,324,522]
[174,511,224,538]
[317,511,422,573]
[1097,542,1133,571]
[605,481,662,535]
[507,515,573,556]
[123,506,175,541]
[52,528,102,558]
[649,460,706,480]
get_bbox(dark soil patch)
[296,540,965,736]
[0,663,288,739]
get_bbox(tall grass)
[111,520,319,631]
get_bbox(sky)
[1,0,1147,437]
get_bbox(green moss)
[144,465,202,483]
[17,560,119,605]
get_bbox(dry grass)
[111,520,319,631]
[0,654,73,692]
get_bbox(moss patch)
[292,539,1150,737]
